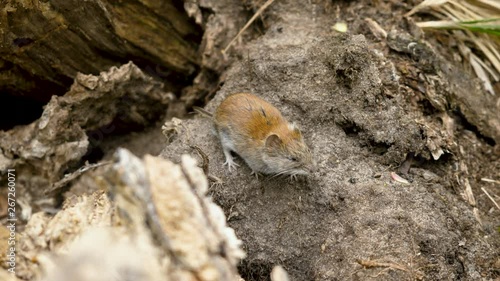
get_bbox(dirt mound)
[161,1,499,280]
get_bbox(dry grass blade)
[406,0,450,16]
[469,53,494,94]
[469,31,500,75]
[409,0,500,95]
[481,178,500,184]
[463,178,476,206]
[475,0,500,11]
[481,187,500,211]
[223,0,276,53]
[458,41,496,94]
[357,259,424,280]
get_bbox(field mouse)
[196,93,316,178]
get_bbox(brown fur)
[216,94,304,142]
[214,93,315,176]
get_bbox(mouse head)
[263,124,316,177]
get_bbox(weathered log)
[0,0,201,100]
[0,62,172,209]
[16,150,244,281]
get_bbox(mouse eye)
[289,156,298,162]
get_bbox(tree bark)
[0,0,201,100]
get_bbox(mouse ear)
[265,134,283,149]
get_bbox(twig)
[357,259,424,280]
[223,0,276,53]
[190,145,224,187]
[45,161,113,195]
[481,187,500,211]
[190,145,210,175]
[463,178,476,206]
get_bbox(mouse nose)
[306,160,318,173]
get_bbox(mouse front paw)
[223,158,240,172]
[250,170,262,180]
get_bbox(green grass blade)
[458,19,500,36]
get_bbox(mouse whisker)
[270,169,293,179]
[264,170,289,182]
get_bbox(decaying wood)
[0,0,200,99]
[0,62,172,210]
[17,149,244,281]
